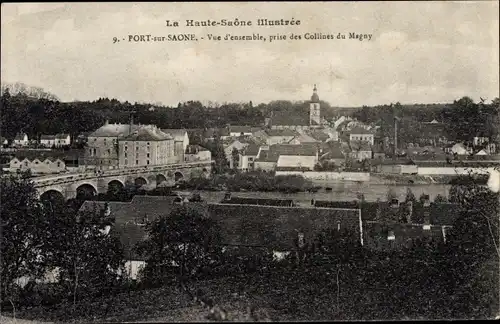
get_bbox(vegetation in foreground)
[1,172,499,322]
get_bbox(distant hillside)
[1,82,59,101]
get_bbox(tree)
[136,206,224,285]
[1,172,51,308]
[46,203,124,307]
[405,188,416,203]
[434,194,448,203]
[231,147,240,170]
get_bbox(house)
[0,136,8,147]
[287,133,319,145]
[254,146,279,172]
[161,129,190,163]
[9,155,66,174]
[185,144,211,162]
[40,133,71,147]
[264,129,300,145]
[473,136,489,147]
[275,143,318,171]
[475,149,488,156]
[349,127,375,145]
[238,143,261,171]
[223,138,252,169]
[319,142,345,166]
[372,145,386,160]
[228,126,261,137]
[349,141,372,161]
[13,133,29,147]
[449,143,471,155]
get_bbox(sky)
[1,2,499,107]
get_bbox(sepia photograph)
[1,1,499,322]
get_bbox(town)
[1,82,499,322]
[1,2,499,322]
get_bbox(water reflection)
[180,183,452,204]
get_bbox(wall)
[275,171,370,181]
[254,161,276,172]
[417,167,495,175]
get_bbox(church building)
[269,85,323,130]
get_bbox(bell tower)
[309,84,321,126]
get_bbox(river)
[179,182,452,204]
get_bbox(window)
[147,142,150,146]
[147,153,150,158]
[136,153,139,158]
[387,231,395,241]
[104,138,107,144]
[35,161,39,164]
[125,159,128,165]
[107,149,111,155]
[93,148,96,155]
[13,161,17,164]
[147,160,150,165]
[125,146,128,151]
[57,162,61,167]
[136,160,139,165]
[124,153,127,158]
[25,161,28,166]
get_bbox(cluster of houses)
[2,85,498,175]
[66,193,459,280]
[3,122,212,175]
[1,132,71,148]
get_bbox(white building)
[40,133,71,147]
[349,127,375,146]
[13,133,29,147]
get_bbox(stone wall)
[275,171,370,181]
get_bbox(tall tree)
[136,206,224,284]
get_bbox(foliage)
[0,172,48,301]
[44,203,125,306]
[231,147,239,169]
[433,194,448,203]
[136,206,224,285]
[404,188,416,202]
[203,135,228,174]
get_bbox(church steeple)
[311,84,319,103]
[309,84,321,126]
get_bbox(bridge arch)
[134,177,148,187]
[107,179,124,193]
[174,171,184,182]
[40,189,65,204]
[156,174,167,185]
[76,183,97,200]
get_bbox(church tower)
[309,84,321,126]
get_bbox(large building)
[85,121,185,170]
[118,126,175,168]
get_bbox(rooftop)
[349,126,374,135]
[122,126,173,141]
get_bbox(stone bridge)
[33,160,212,200]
